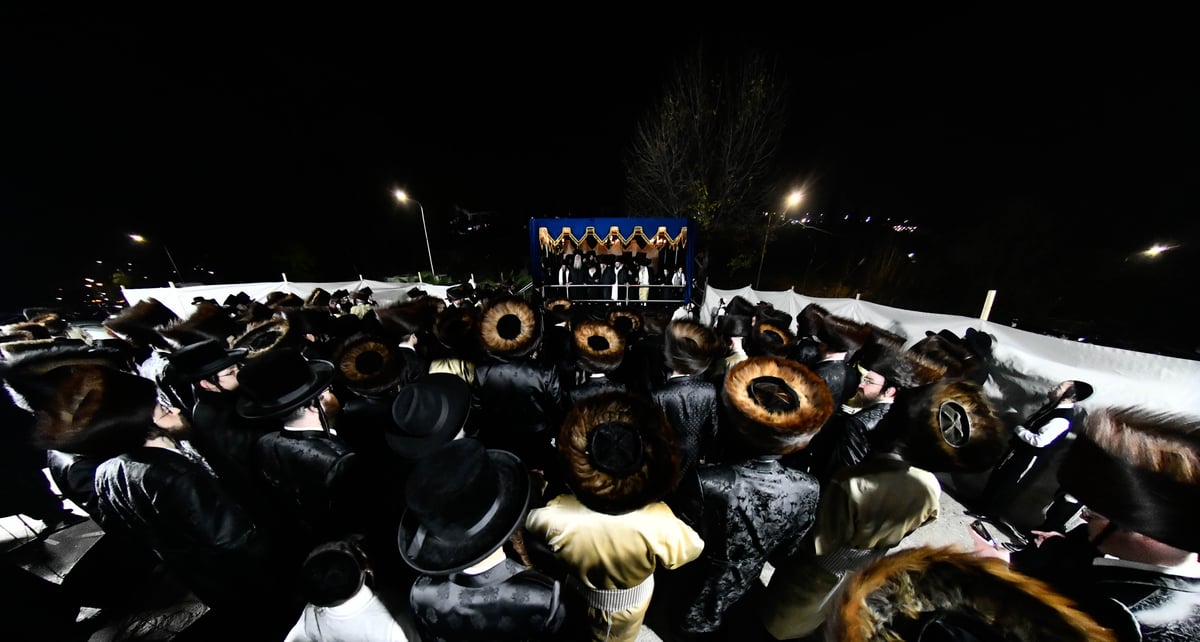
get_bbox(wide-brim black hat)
[723,356,834,455]
[166,339,248,382]
[479,298,541,359]
[398,439,531,575]
[386,372,473,460]
[235,347,335,419]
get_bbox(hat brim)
[175,348,249,382]
[236,361,335,419]
[385,374,473,459]
[397,450,530,575]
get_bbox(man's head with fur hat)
[607,308,642,338]
[159,301,240,348]
[1058,406,1200,552]
[723,356,834,456]
[478,297,541,360]
[664,320,721,375]
[817,314,873,355]
[828,546,1115,642]
[559,391,679,515]
[880,378,1007,472]
[573,320,625,374]
[6,362,160,456]
[749,318,796,358]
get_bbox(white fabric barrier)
[704,285,1200,416]
[121,279,455,320]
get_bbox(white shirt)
[284,585,417,642]
[1013,401,1074,447]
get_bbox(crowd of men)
[0,284,1196,641]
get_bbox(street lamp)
[755,190,804,289]
[393,190,437,278]
[129,233,181,282]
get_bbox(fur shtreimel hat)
[723,357,834,455]
[816,314,873,355]
[573,320,625,374]
[607,308,642,336]
[724,296,757,319]
[398,438,531,575]
[331,333,405,397]
[305,288,333,308]
[795,303,830,337]
[267,292,305,310]
[5,363,156,456]
[664,320,721,375]
[235,347,334,420]
[103,299,178,350]
[715,313,753,340]
[544,298,572,325]
[479,298,541,359]
[232,317,293,359]
[750,319,796,358]
[1058,406,1200,552]
[222,292,252,308]
[886,378,1006,473]
[1,321,52,340]
[828,546,1116,642]
[159,302,240,348]
[376,298,442,340]
[855,339,946,390]
[756,307,793,332]
[559,391,679,515]
[433,306,479,356]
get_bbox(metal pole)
[162,245,181,279]
[417,201,436,278]
[755,213,773,289]
[980,289,997,321]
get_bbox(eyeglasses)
[860,377,884,387]
[217,363,241,378]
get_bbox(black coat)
[410,557,567,641]
[666,457,820,634]
[94,446,294,612]
[652,375,719,487]
[473,359,566,475]
[254,429,371,553]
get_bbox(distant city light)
[892,225,918,232]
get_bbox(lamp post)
[393,189,437,278]
[755,190,804,289]
[129,233,181,282]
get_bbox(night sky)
[3,18,1196,353]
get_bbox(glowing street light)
[1143,243,1178,257]
[756,190,804,289]
[129,233,181,281]
[393,190,437,278]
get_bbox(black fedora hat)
[397,438,531,575]
[235,347,335,419]
[167,339,248,383]
[386,372,473,460]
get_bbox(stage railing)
[539,282,687,305]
